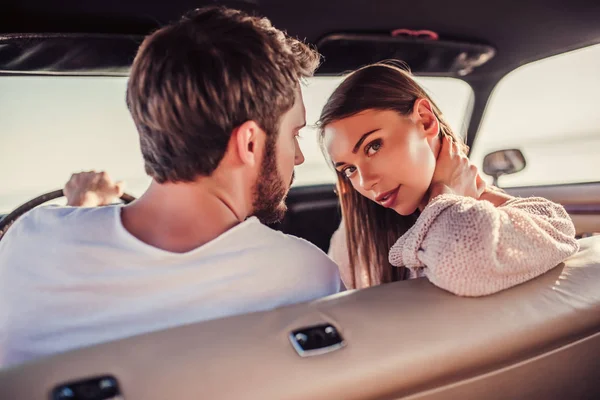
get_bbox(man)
[0,6,340,368]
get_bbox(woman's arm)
[389,194,580,297]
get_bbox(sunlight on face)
[275,88,307,190]
[250,89,307,224]
[324,110,437,215]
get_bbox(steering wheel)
[0,189,135,241]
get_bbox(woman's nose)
[358,168,378,191]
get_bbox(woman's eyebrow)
[351,129,380,153]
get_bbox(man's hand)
[64,171,125,207]
[427,135,486,204]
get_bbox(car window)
[0,75,472,213]
[469,44,600,188]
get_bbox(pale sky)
[1,44,598,213]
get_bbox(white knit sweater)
[328,195,580,296]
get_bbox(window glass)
[470,44,600,187]
[0,75,473,213]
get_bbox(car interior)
[1,0,600,399]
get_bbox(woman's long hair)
[317,62,468,289]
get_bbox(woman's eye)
[365,140,382,156]
[342,166,356,178]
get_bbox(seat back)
[1,237,600,399]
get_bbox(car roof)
[3,0,600,80]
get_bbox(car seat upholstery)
[1,237,599,400]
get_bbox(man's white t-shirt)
[0,205,340,368]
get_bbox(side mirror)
[482,149,526,187]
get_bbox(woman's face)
[323,103,439,216]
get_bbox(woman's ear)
[412,98,440,138]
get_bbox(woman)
[319,62,579,295]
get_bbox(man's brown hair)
[126,6,320,183]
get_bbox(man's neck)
[121,181,245,253]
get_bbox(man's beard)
[251,139,292,224]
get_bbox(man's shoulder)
[237,218,339,272]
[1,205,118,243]
[241,218,329,256]
[26,203,115,217]
[232,218,341,295]
[19,204,104,221]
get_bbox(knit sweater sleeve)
[329,220,424,290]
[388,194,580,297]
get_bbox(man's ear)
[230,120,265,167]
[411,98,440,138]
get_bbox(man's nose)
[294,140,305,166]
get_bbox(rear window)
[469,44,600,187]
[0,75,472,213]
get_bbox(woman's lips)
[376,186,400,208]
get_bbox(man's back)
[0,206,340,367]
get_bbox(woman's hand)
[427,135,486,204]
[64,171,125,207]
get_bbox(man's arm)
[64,171,125,207]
